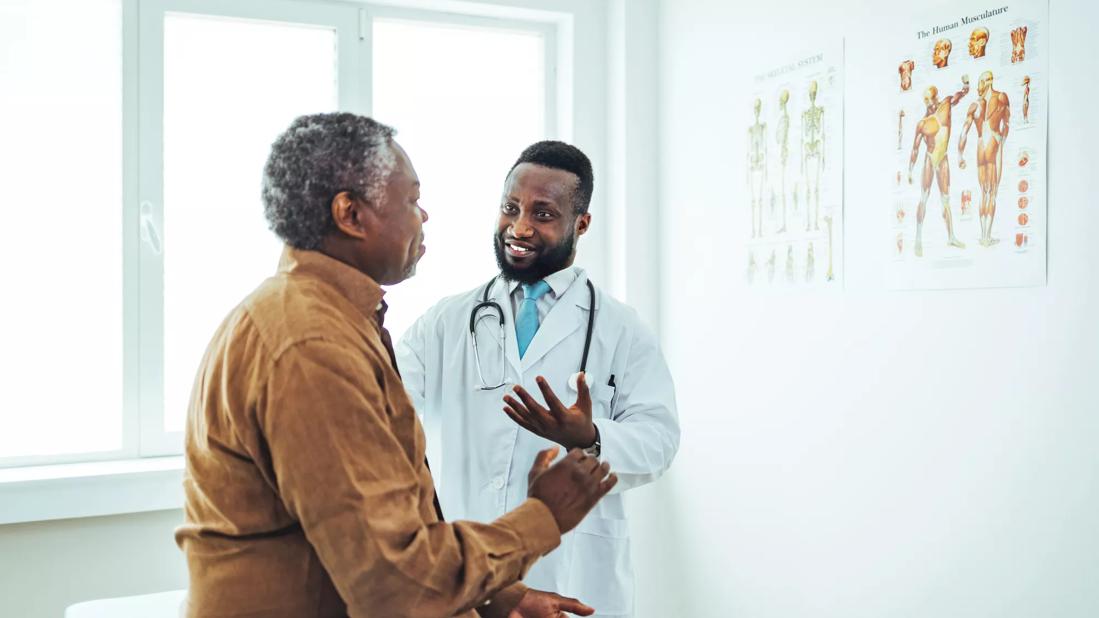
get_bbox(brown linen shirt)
[176,247,560,617]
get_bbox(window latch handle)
[140,201,162,255]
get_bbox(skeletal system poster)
[745,43,844,289]
[890,1,1047,289]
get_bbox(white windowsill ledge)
[0,457,184,525]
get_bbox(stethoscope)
[469,275,596,391]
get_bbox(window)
[160,13,339,435]
[0,0,562,469]
[371,14,554,340]
[0,0,124,465]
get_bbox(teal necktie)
[516,280,551,358]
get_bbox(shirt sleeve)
[395,313,429,416]
[258,337,560,617]
[592,317,681,494]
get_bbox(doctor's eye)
[501,203,519,215]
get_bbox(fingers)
[553,594,594,616]
[598,473,619,497]
[532,446,559,472]
[594,460,611,479]
[577,453,601,474]
[511,385,556,427]
[573,372,591,414]
[503,400,541,435]
[535,376,567,418]
[527,446,559,484]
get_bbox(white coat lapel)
[519,272,590,370]
[483,279,524,377]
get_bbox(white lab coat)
[396,269,680,618]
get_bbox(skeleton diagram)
[959,71,1011,247]
[908,76,970,257]
[747,98,768,238]
[805,242,815,282]
[775,90,791,233]
[801,80,824,232]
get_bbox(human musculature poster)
[744,42,844,289]
[889,1,1047,289]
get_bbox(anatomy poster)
[890,0,1047,289]
[745,43,844,289]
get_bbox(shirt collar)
[506,266,582,299]
[277,246,386,321]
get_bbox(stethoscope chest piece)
[567,371,583,392]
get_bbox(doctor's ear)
[574,212,591,237]
[330,191,372,240]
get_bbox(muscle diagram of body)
[1011,27,1027,63]
[1022,76,1031,123]
[776,90,791,233]
[959,71,1011,247]
[899,60,915,91]
[933,38,952,68]
[968,27,989,59]
[747,98,768,238]
[801,80,824,232]
[908,76,970,257]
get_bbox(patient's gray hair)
[262,113,397,250]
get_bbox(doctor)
[397,141,680,617]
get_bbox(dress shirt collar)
[505,265,581,300]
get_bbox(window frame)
[0,0,569,472]
[134,0,367,457]
[0,0,595,516]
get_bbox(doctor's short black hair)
[508,141,594,215]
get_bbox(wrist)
[572,423,598,450]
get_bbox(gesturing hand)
[508,589,594,618]
[503,373,597,450]
[527,447,617,534]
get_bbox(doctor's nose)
[510,217,534,238]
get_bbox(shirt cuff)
[498,498,561,557]
[477,582,529,618]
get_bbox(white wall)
[654,0,1099,616]
[0,509,187,618]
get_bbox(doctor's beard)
[494,228,576,285]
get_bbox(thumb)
[554,593,594,616]
[528,446,560,484]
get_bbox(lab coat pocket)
[569,516,632,616]
[590,384,615,419]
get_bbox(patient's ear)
[331,191,370,240]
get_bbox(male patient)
[175,113,616,617]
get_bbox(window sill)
[0,457,184,525]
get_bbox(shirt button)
[492,476,505,490]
